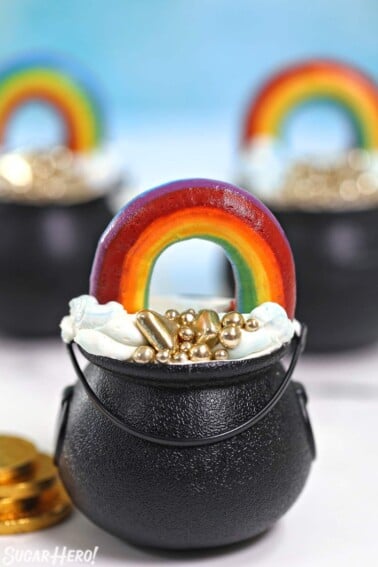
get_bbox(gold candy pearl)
[222,311,244,327]
[179,341,192,353]
[244,318,259,332]
[156,349,170,364]
[171,351,189,364]
[219,325,241,349]
[190,344,211,362]
[178,326,195,342]
[180,310,196,326]
[213,348,229,361]
[133,345,156,364]
[165,309,180,321]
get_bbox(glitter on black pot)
[55,179,315,550]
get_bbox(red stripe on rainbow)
[242,59,378,150]
[90,179,296,318]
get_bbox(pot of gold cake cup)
[56,179,315,550]
[237,59,378,352]
[0,55,122,337]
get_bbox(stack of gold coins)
[0,435,72,534]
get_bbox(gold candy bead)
[194,310,221,347]
[180,310,196,326]
[165,309,180,321]
[171,351,189,364]
[178,326,195,342]
[179,341,192,353]
[133,346,156,364]
[213,348,229,361]
[219,325,241,349]
[136,309,178,351]
[190,344,211,362]
[244,318,259,332]
[156,349,170,364]
[222,311,244,327]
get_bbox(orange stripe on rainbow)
[242,59,378,150]
[90,179,296,318]
[0,56,104,152]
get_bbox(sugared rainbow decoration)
[90,179,296,318]
[0,54,104,152]
[242,59,378,150]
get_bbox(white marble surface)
[1,124,378,565]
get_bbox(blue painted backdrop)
[0,1,376,296]
[0,0,376,134]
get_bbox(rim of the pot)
[78,340,292,387]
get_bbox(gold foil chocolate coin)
[0,437,72,534]
[0,436,38,484]
[0,454,57,499]
[0,485,71,534]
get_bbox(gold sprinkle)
[133,345,155,364]
[156,349,170,364]
[171,351,189,364]
[178,326,195,342]
[219,325,241,349]
[213,348,229,361]
[135,310,178,351]
[194,310,221,347]
[222,311,244,327]
[165,309,180,321]
[244,318,259,332]
[190,344,212,362]
[180,310,196,326]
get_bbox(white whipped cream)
[237,136,290,200]
[60,295,297,362]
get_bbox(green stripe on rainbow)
[90,179,296,318]
[0,55,104,152]
[242,59,378,150]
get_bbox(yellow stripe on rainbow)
[90,179,296,318]
[0,55,104,152]
[243,59,378,150]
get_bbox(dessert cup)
[56,329,314,549]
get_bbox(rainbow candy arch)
[0,54,104,153]
[242,59,378,150]
[90,179,296,318]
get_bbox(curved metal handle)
[67,325,307,448]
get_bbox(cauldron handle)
[66,325,307,448]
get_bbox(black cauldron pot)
[271,206,378,352]
[0,197,113,337]
[55,329,315,550]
